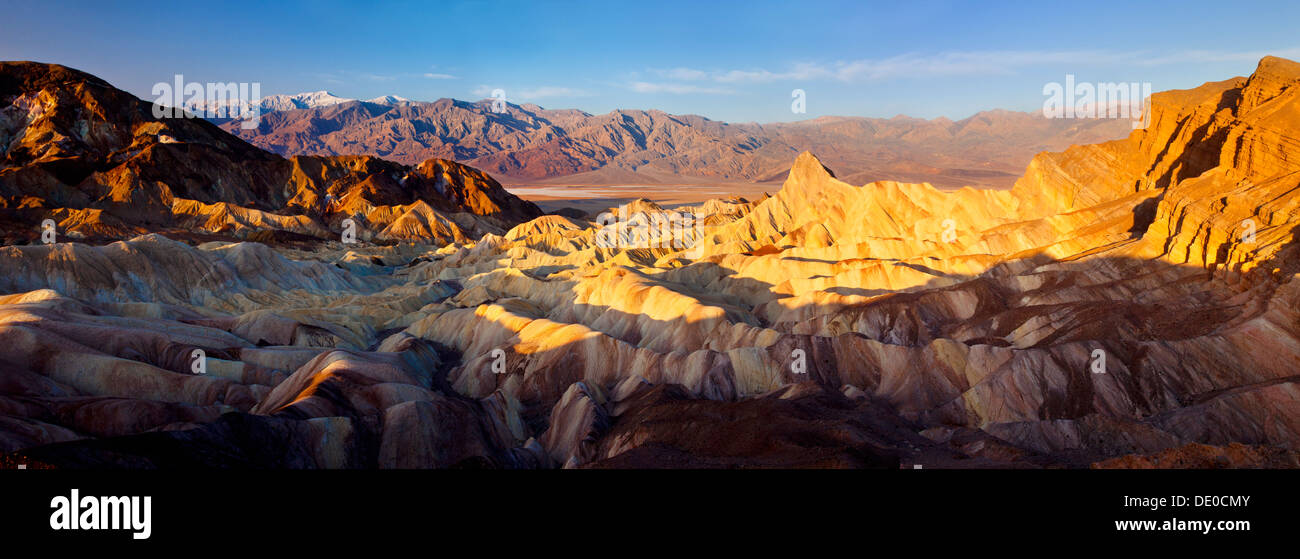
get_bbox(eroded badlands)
[3,58,1300,468]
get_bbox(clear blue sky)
[4,0,1299,123]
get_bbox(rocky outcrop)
[0,62,541,246]
[3,57,1300,469]
[373,56,1300,467]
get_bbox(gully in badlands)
[1,55,1300,469]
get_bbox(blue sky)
[4,0,1299,123]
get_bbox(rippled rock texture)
[3,58,1300,468]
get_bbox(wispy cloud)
[1132,47,1300,66]
[519,86,589,99]
[471,85,589,99]
[629,81,733,94]
[308,69,458,84]
[650,48,1300,84]
[654,68,711,81]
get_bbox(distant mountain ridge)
[257,90,353,111]
[220,96,1136,187]
[364,95,412,105]
[184,90,375,115]
[0,62,542,245]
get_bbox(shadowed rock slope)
[3,57,1300,468]
[0,61,541,246]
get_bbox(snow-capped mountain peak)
[365,95,412,105]
[183,90,419,117]
[258,90,354,111]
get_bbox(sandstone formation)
[3,57,1300,469]
[0,62,542,247]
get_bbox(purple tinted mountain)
[221,98,1135,187]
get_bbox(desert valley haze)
[4,1,1300,545]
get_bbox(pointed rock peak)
[1236,55,1300,113]
[405,199,436,211]
[791,151,836,179]
[1254,56,1300,82]
[629,199,662,213]
[606,198,664,216]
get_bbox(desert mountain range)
[0,62,542,246]
[1,57,1299,468]
[219,94,1134,188]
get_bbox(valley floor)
[506,182,782,215]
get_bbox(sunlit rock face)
[0,62,542,247]
[3,58,1300,469]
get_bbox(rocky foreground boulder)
[2,58,1300,468]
